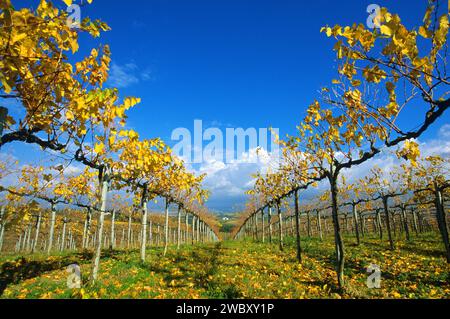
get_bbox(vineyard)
[0,0,449,300]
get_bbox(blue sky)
[4,0,450,212]
[75,0,443,138]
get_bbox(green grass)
[1,233,449,299]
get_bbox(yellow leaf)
[380,25,392,36]
[418,26,432,39]
[11,33,27,44]
[109,135,116,146]
[94,142,105,154]
[66,110,74,121]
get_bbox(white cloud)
[185,147,279,211]
[109,63,139,88]
[108,63,152,88]
[340,132,450,184]
[186,125,450,212]
[418,138,450,159]
[141,69,153,81]
[63,163,84,176]
[439,124,450,139]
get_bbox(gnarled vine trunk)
[261,209,265,243]
[90,167,110,284]
[294,190,302,263]
[401,205,410,241]
[276,202,284,251]
[177,205,182,250]
[127,212,132,249]
[382,196,395,250]
[110,209,116,250]
[163,198,170,256]
[376,209,383,240]
[268,207,273,243]
[60,217,67,252]
[47,202,57,255]
[140,185,149,263]
[434,182,450,263]
[0,206,5,252]
[411,208,419,236]
[192,215,196,244]
[306,211,312,238]
[32,210,42,253]
[317,210,323,240]
[329,173,345,288]
[352,203,360,245]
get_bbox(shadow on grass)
[399,245,446,259]
[139,243,243,298]
[0,249,126,296]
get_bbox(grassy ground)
[0,233,449,299]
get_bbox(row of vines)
[234,1,450,289]
[0,0,219,286]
